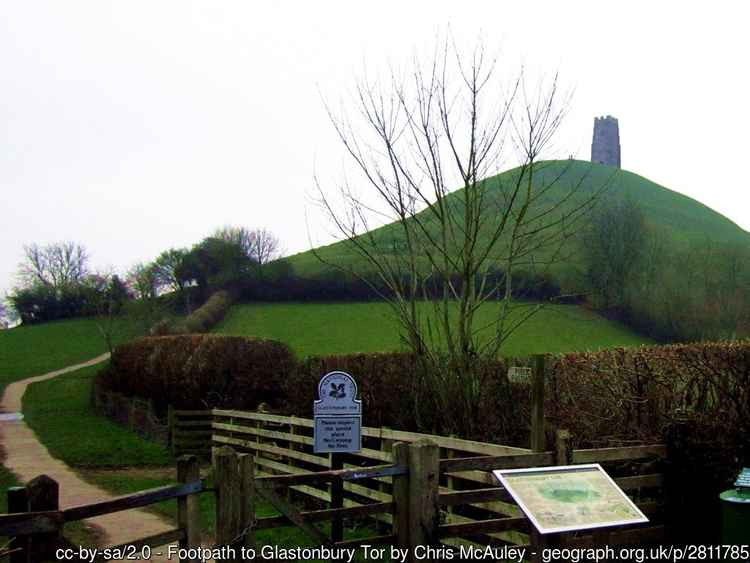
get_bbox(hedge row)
[97,336,532,444]
[99,334,295,411]
[98,335,749,454]
[547,341,750,447]
[173,290,234,334]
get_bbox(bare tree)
[214,226,282,273]
[18,241,88,289]
[315,39,603,436]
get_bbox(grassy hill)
[213,301,653,358]
[0,316,141,394]
[288,160,750,278]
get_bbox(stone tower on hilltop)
[591,115,621,168]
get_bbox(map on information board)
[493,464,648,534]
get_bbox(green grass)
[0,316,142,395]
[21,363,377,550]
[83,471,376,552]
[22,363,172,467]
[214,301,652,358]
[288,159,750,278]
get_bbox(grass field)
[23,363,171,467]
[214,301,652,358]
[288,159,750,278]
[21,364,376,548]
[0,316,143,395]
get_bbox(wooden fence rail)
[2,456,203,563]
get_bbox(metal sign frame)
[493,463,649,534]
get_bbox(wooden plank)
[213,422,314,446]
[214,409,314,427]
[439,488,512,506]
[256,484,330,546]
[330,454,344,543]
[255,463,407,488]
[213,434,329,468]
[530,354,546,452]
[63,481,202,522]
[239,453,255,551]
[361,427,531,456]
[334,534,395,548]
[175,420,213,428]
[177,456,201,562]
[444,469,499,486]
[0,510,63,537]
[214,424,393,464]
[214,447,241,559]
[616,474,664,490]
[213,409,531,455]
[7,486,30,563]
[254,502,394,530]
[408,440,439,557]
[93,528,185,561]
[572,445,667,463]
[438,517,528,537]
[440,453,554,473]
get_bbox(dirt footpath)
[0,354,179,561]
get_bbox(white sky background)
[2,1,749,297]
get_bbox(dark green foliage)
[100,334,296,411]
[178,237,256,298]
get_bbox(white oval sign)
[314,371,361,416]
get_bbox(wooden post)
[408,439,439,562]
[239,453,256,550]
[379,428,393,533]
[26,475,59,561]
[177,455,201,563]
[530,354,546,452]
[592,528,611,557]
[168,405,175,455]
[214,446,241,562]
[391,442,410,551]
[555,429,572,466]
[7,486,30,563]
[330,453,344,543]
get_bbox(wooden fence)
[1,456,203,563]
[2,434,666,563]
[207,408,666,553]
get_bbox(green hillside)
[213,301,652,358]
[288,160,750,277]
[0,316,140,394]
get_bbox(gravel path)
[0,353,178,561]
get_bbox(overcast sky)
[3,1,749,296]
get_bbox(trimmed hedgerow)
[174,290,234,334]
[547,341,750,447]
[283,353,532,445]
[99,334,295,411]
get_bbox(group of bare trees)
[7,226,281,332]
[315,40,602,435]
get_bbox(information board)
[493,464,648,534]
[313,371,362,453]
